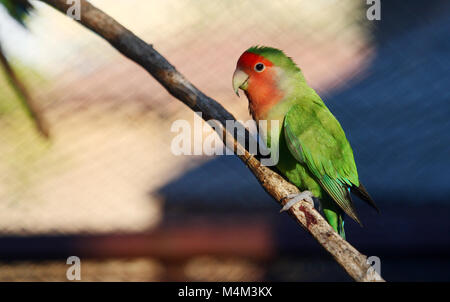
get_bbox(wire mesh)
[0,0,448,281]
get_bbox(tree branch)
[0,42,50,138]
[39,0,384,282]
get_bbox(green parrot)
[232,46,378,238]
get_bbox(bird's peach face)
[232,52,284,120]
[232,51,275,96]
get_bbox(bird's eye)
[254,63,265,72]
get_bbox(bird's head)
[232,46,302,119]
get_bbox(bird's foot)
[280,191,314,213]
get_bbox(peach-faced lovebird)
[232,46,378,238]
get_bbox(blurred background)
[0,0,448,281]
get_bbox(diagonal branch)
[0,42,50,138]
[40,0,384,282]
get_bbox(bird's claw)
[280,191,314,213]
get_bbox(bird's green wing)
[284,103,362,224]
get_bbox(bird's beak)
[232,69,249,97]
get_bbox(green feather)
[0,0,33,26]
[283,103,362,226]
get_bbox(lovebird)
[232,46,378,238]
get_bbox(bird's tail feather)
[337,211,345,240]
[351,183,380,213]
[321,197,346,239]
